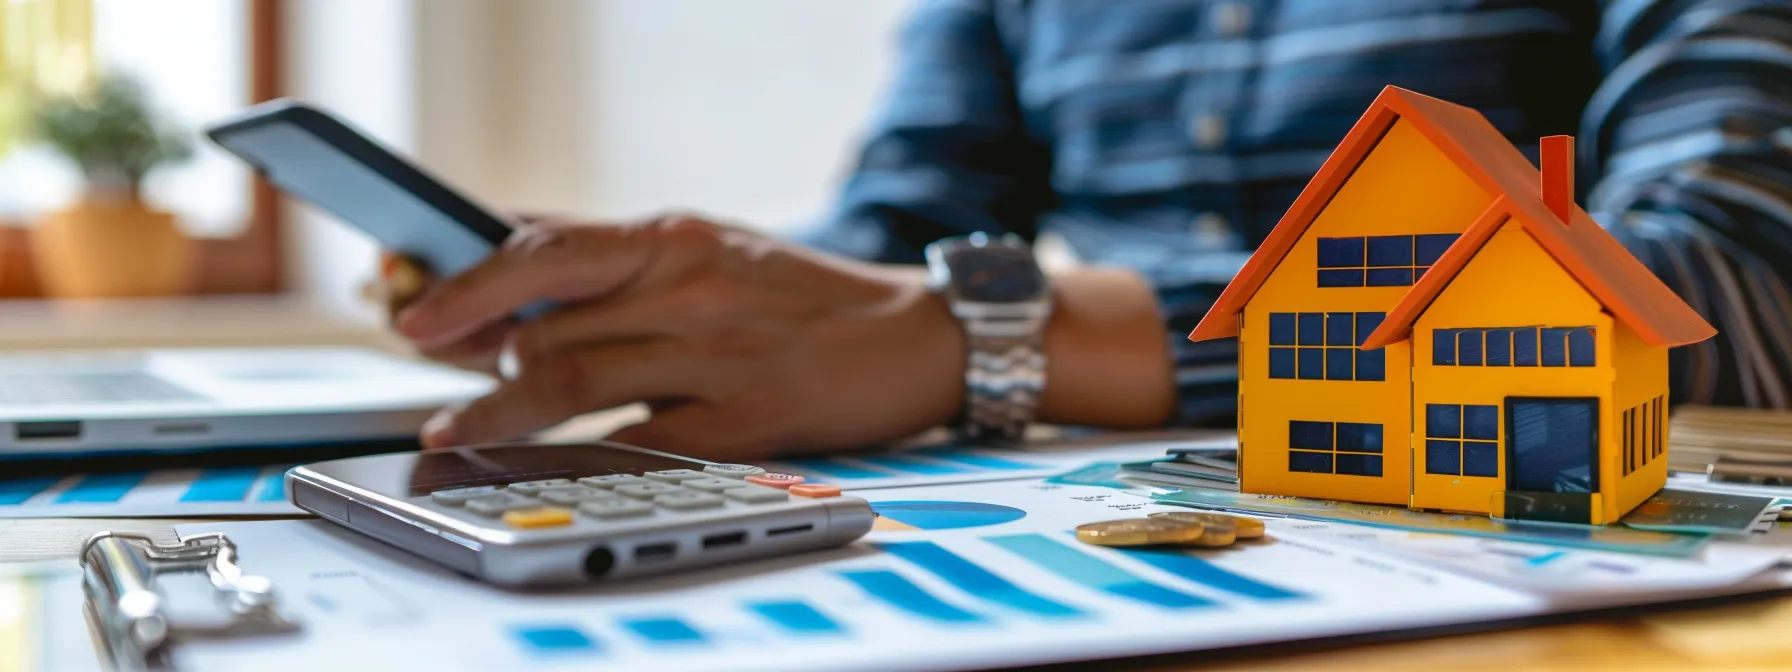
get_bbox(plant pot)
[31,195,196,298]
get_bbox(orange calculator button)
[745,473,805,490]
[788,484,842,498]
[502,507,574,528]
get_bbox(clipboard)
[77,531,301,671]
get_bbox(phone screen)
[403,443,703,495]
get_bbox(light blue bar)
[913,449,1041,471]
[882,541,1084,618]
[180,467,262,502]
[987,534,1217,609]
[777,457,890,480]
[1114,547,1306,601]
[851,454,974,476]
[0,476,64,505]
[254,468,289,502]
[747,600,845,635]
[54,472,147,504]
[620,617,706,645]
[510,624,602,656]
[838,570,987,623]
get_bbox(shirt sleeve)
[1585,0,1792,409]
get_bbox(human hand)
[391,214,967,460]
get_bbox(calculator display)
[402,442,703,495]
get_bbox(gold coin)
[1150,511,1266,540]
[1075,518,1204,547]
[1180,527,1238,548]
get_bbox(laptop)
[0,347,494,458]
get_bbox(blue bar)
[987,534,1217,609]
[747,600,845,635]
[54,472,148,504]
[777,458,891,480]
[510,624,602,656]
[913,449,1040,471]
[620,617,706,645]
[180,467,262,502]
[254,468,289,502]
[0,476,64,505]
[1114,547,1306,601]
[881,542,1084,618]
[851,454,974,476]
[838,570,987,623]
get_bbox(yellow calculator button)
[503,507,574,528]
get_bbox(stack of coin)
[1074,511,1266,549]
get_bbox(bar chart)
[0,465,298,517]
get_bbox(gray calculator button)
[430,485,500,506]
[682,477,746,493]
[703,464,766,479]
[654,491,726,511]
[539,486,620,507]
[723,485,789,504]
[613,482,685,500]
[579,474,649,489]
[506,478,574,495]
[578,498,655,520]
[464,492,538,517]
[644,469,710,483]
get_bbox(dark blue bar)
[915,449,1039,471]
[180,467,262,502]
[777,458,890,480]
[881,542,1083,618]
[852,454,972,476]
[1115,547,1306,601]
[255,468,289,502]
[0,476,64,505]
[838,570,986,623]
[987,534,1216,610]
[54,472,147,504]
[510,624,601,656]
[748,600,846,635]
[620,617,706,645]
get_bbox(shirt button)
[1189,113,1228,149]
[1191,213,1232,247]
[1212,1,1253,37]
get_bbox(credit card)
[1618,489,1781,535]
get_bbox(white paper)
[759,435,1224,490]
[0,465,300,518]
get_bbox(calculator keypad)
[430,485,500,506]
[643,469,710,483]
[464,491,539,517]
[654,491,726,510]
[539,486,620,507]
[578,474,649,489]
[681,477,746,493]
[506,478,575,495]
[578,498,656,519]
[702,463,766,479]
[430,471,808,527]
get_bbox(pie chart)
[870,501,1027,531]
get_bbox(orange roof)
[1187,84,1716,349]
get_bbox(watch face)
[947,245,1045,303]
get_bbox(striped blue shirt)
[799,0,1792,425]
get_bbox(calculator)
[286,441,875,587]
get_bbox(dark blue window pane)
[1366,268,1414,286]
[1414,233,1459,266]
[1464,405,1499,440]
[1268,313,1295,345]
[1462,441,1500,477]
[1269,348,1296,379]
[1335,453,1383,477]
[1355,348,1385,381]
[1336,423,1382,453]
[1326,313,1354,346]
[1289,421,1332,450]
[1366,235,1413,267]
[1433,330,1457,365]
[1569,327,1595,367]
[1485,328,1512,366]
[1426,440,1461,475]
[1298,348,1324,379]
[1458,329,1483,366]
[1509,399,1598,493]
[1325,348,1353,380]
[1317,269,1365,287]
[1298,313,1325,345]
[1541,328,1570,366]
[1288,451,1333,474]
[1427,404,1460,438]
[1513,327,1539,366]
[1355,312,1385,346]
[1316,237,1364,268]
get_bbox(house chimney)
[1541,135,1574,224]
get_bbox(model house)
[1188,85,1717,525]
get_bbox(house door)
[1501,398,1600,523]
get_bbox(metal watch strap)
[957,331,1047,443]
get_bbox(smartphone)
[286,441,876,587]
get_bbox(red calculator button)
[788,484,842,498]
[745,473,805,490]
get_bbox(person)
[385,0,1792,460]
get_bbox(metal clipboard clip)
[78,532,300,671]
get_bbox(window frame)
[1315,233,1459,288]
[1432,326,1595,368]
[1268,311,1387,382]
[1287,420,1384,477]
[1425,403,1500,478]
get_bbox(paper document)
[0,465,300,518]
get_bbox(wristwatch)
[924,232,1053,444]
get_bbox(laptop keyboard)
[0,373,209,405]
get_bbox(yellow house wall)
[1410,221,1616,517]
[1611,321,1670,519]
[1240,118,1495,506]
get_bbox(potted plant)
[27,73,196,298]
